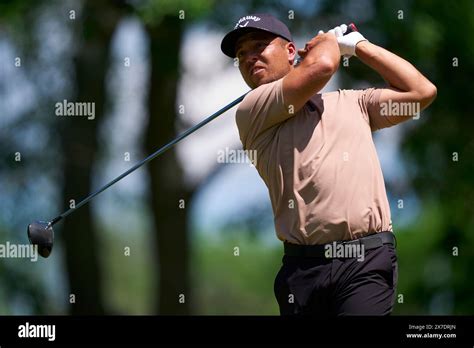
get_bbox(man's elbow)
[319,55,339,76]
[419,81,437,109]
[304,55,339,82]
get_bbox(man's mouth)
[251,66,265,76]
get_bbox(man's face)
[235,31,295,89]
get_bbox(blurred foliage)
[136,0,216,25]
[1,0,473,315]
[94,222,282,315]
[100,223,154,315]
[191,233,281,315]
[0,0,34,24]
[0,226,50,314]
[220,203,273,242]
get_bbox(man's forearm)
[283,33,340,112]
[355,41,437,108]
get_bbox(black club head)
[27,221,54,258]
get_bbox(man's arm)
[355,41,437,122]
[282,33,340,112]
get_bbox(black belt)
[284,231,396,258]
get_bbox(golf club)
[28,22,358,258]
[28,92,247,257]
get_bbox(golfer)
[221,14,436,315]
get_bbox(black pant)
[274,244,398,315]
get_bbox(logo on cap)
[234,15,261,29]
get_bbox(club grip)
[346,23,358,34]
[295,23,358,66]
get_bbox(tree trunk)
[59,0,122,315]
[145,16,191,315]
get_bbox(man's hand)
[297,32,340,62]
[328,24,367,58]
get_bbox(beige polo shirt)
[235,78,394,245]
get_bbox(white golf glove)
[327,24,367,58]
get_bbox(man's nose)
[243,51,259,68]
[248,47,261,60]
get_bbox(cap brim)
[221,27,280,58]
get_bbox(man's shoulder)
[321,88,363,97]
[320,88,380,103]
[236,79,284,119]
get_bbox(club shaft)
[49,92,248,227]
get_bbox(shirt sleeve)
[235,78,291,149]
[358,88,397,131]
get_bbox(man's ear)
[286,41,297,65]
